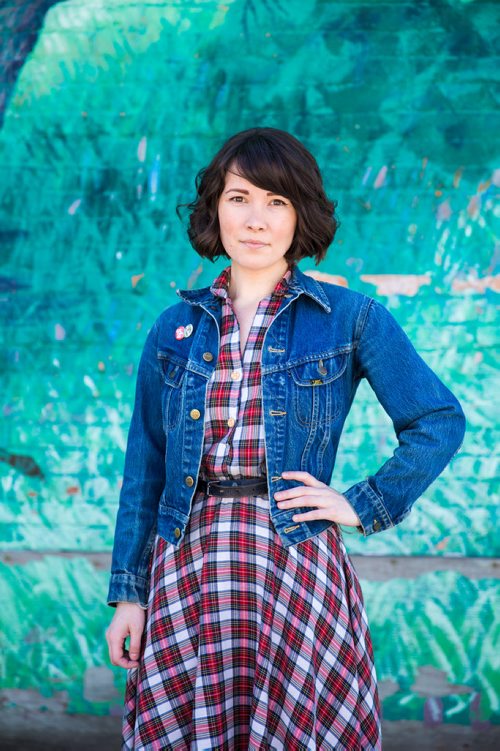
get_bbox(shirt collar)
[210,265,293,302]
[177,263,331,313]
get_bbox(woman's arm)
[343,298,466,536]
[107,321,166,606]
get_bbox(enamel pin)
[175,324,193,340]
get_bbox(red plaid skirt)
[122,490,382,750]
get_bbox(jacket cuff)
[107,572,149,608]
[343,479,393,536]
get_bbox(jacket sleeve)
[107,321,166,606]
[342,298,466,536]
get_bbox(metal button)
[190,409,201,420]
[174,527,181,538]
[227,417,235,428]
[185,476,194,487]
[202,352,213,362]
[231,370,242,381]
[373,518,381,531]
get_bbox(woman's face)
[217,166,297,274]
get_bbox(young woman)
[106,127,466,750]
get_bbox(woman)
[106,127,466,750]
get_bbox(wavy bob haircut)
[178,127,339,266]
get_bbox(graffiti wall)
[1,0,498,744]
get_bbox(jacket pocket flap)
[289,353,347,386]
[157,352,186,387]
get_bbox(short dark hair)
[177,127,339,266]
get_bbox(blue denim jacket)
[107,264,466,606]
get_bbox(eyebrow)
[224,188,282,196]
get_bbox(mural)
[0,0,498,736]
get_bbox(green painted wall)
[1,0,498,734]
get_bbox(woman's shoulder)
[151,297,199,327]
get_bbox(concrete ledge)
[1,709,499,750]
[1,551,498,580]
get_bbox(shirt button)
[190,409,201,420]
[231,370,242,381]
[174,527,181,538]
[185,476,194,487]
[227,417,236,428]
[203,352,214,362]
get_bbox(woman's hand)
[106,602,146,669]
[274,470,361,527]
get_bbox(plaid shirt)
[200,264,292,481]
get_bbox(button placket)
[222,302,245,469]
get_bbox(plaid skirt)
[122,490,382,750]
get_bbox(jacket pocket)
[289,352,348,426]
[157,352,187,430]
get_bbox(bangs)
[227,136,299,201]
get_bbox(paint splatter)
[452,275,500,293]
[360,274,432,296]
[137,136,147,162]
[304,270,348,287]
[436,200,452,222]
[131,273,144,288]
[0,450,45,478]
[68,199,81,215]
[374,165,387,189]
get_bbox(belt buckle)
[205,480,219,496]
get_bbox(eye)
[270,198,288,206]
[228,195,245,202]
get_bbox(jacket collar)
[176,264,331,313]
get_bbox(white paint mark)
[84,375,98,396]
[137,136,147,162]
[68,199,81,215]
[374,165,387,189]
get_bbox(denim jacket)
[107,264,466,606]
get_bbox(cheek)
[218,207,236,238]
[283,215,297,240]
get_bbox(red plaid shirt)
[200,264,292,481]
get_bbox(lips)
[241,240,269,247]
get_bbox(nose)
[246,207,267,231]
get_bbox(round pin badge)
[175,326,185,340]
[184,324,193,338]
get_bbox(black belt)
[197,477,269,498]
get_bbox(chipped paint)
[360,274,432,296]
[304,270,348,287]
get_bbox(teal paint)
[0,0,498,728]
[1,558,498,723]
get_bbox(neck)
[228,261,291,304]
